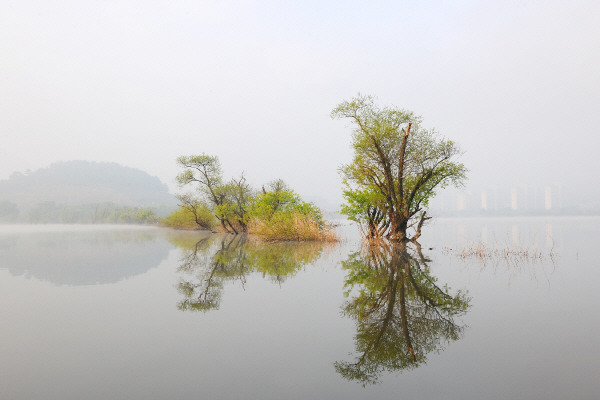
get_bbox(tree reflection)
[336,241,470,385]
[168,233,326,312]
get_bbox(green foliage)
[171,194,217,230]
[175,156,335,240]
[161,205,216,230]
[246,180,334,241]
[249,181,321,222]
[339,186,382,224]
[134,208,161,224]
[332,94,467,241]
[219,174,253,230]
[176,155,223,188]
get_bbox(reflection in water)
[545,223,553,248]
[336,242,470,385]
[168,233,326,312]
[0,227,169,285]
[168,232,471,383]
[512,224,520,246]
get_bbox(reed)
[247,213,339,242]
[443,241,551,263]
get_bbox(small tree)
[176,155,252,233]
[252,180,302,220]
[332,94,467,242]
[225,173,253,232]
[247,179,334,241]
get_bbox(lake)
[1,217,599,399]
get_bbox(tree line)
[0,200,161,224]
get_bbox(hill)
[0,161,176,220]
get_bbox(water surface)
[0,218,598,399]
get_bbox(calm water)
[1,218,599,399]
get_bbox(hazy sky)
[2,1,599,206]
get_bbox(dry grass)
[443,241,553,264]
[247,214,339,242]
[442,240,558,287]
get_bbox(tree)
[176,154,251,233]
[223,173,253,232]
[332,94,467,242]
[251,179,316,221]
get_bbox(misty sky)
[2,1,599,206]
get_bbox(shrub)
[161,206,216,230]
[248,211,338,242]
[244,181,337,241]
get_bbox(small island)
[162,154,338,241]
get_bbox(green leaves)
[246,181,331,240]
[176,154,223,191]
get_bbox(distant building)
[525,185,541,211]
[545,186,552,210]
[510,188,518,211]
[429,181,589,216]
[457,193,466,211]
[481,190,488,211]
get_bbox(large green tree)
[332,95,467,242]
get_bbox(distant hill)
[0,161,176,212]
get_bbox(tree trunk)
[218,217,230,233]
[226,219,238,234]
[388,214,408,242]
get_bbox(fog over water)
[1,1,599,209]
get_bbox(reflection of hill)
[168,233,327,312]
[0,227,170,286]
